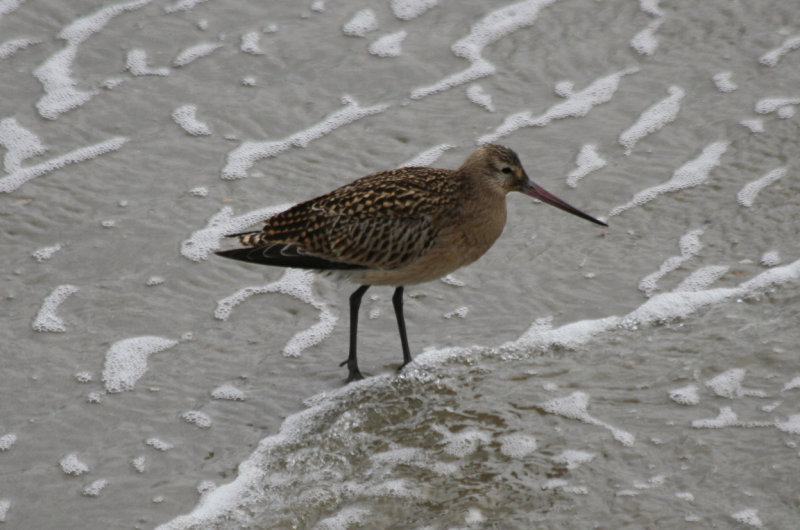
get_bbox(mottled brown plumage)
[217,144,606,382]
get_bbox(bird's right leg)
[340,284,369,382]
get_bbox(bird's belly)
[349,219,504,286]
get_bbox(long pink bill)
[522,180,607,227]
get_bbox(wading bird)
[217,144,606,382]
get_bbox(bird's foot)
[340,359,364,382]
[397,358,413,372]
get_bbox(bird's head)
[463,144,607,227]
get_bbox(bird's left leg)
[392,286,413,370]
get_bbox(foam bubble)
[172,104,212,136]
[60,453,89,476]
[498,433,537,458]
[705,368,766,399]
[443,306,468,319]
[173,42,222,67]
[86,391,103,403]
[145,437,174,451]
[0,433,17,451]
[32,243,62,262]
[368,30,406,57]
[465,507,486,525]
[782,376,800,392]
[211,384,245,401]
[221,97,389,179]
[638,229,704,296]
[540,392,635,446]
[739,118,764,133]
[630,19,662,55]
[552,449,594,470]
[126,49,170,76]
[310,1,325,13]
[755,97,800,115]
[775,414,800,435]
[391,0,437,20]
[241,76,256,86]
[433,425,491,457]
[639,0,663,16]
[181,411,213,429]
[74,371,92,383]
[0,499,8,523]
[760,250,780,267]
[674,265,728,292]
[165,0,209,14]
[619,86,683,154]
[0,37,39,59]
[102,336,179,392]
[32,284,79,332]
[240,31,263,55]
[316,507,371,530]
[712,71,737,92]
[146,276,165,286]
[736,167,786,207]
[181,203,291,261]
[668,384,699,405]
[567,144,606,187]
[0,117,46,173]
[82,479,108,497]
[33,0,150,119]
[731,508,762,528]
[342,9,378,37]
[400,143,454,167]
[692,407,739,428]
[215,269,337,357]
[610,142,727,217]
[466,84,495,112]
[412,0,558,100]
[676,491,695,502]
[131,455,146,473]
[440,274,465,287]
[0,136,128,193]
[479,67,638,144]
[759,34,800,66]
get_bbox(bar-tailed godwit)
[217,144,607,382]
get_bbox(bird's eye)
[501,167,512,174]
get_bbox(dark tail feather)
[215,246,366,271]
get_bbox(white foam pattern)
[32,284,79,332]
[609,142,727,217]
[368,30,406,57]
[567,144,606,187]
[390,0,437,20]
[619,85,683,154]
[736,167,786,207]
[215,269,337,358]
[173,42,221,67]
[221,96,388,179]
[479,67,638,144]
[126,49,170,76]
[172,104,211,136]
[342,9,378,37]
[102,336,179,392]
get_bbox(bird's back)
[223,167,463,272]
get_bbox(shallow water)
[2,0,800,528]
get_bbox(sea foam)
[32,284,79,332]
[566,144,606,187]
[390,0,437,20]
[368,30,406,58]
[609,142,727,217]
[172,104,212,136]
[221,97,389,179]
[411,0,559,99]
[102,336,179,392]
[736,167,786,207]
[478,67,638,144]
[619,86,683,154]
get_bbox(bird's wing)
[229,168,459,270]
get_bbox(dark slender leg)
[392,286,413,370]
[340,285,369,382]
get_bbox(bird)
[216,144,607,382]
